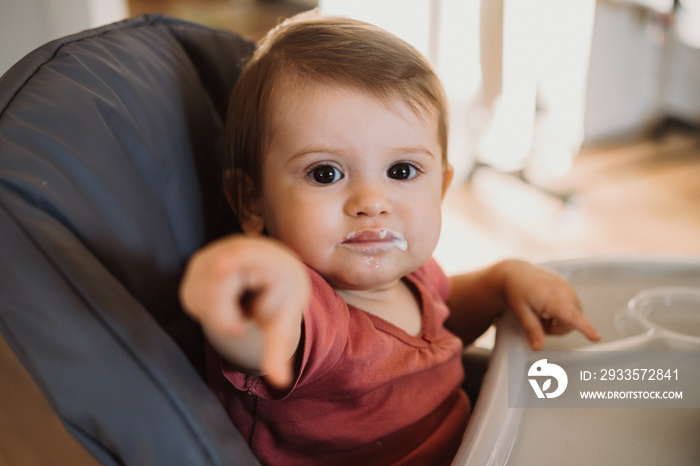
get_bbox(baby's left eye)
[387,162,420,180]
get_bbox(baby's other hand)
[499,260,600,350]
[180,235,310,388]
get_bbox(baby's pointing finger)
[568,311,601,342]
[260,307,300,389]
[543,300,600,342]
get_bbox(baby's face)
[255,83,450,292]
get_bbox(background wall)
[584,1,700,142]
[0,0,127,76]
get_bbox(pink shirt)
[208,258,469,465]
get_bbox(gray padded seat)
[0,14,259,465]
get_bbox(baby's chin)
[306,244,433,292]
[322,263,417,293]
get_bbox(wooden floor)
[127,0,700,273]
[436,131,700,274]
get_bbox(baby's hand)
[180,236,310,388]
[500,260,600,350]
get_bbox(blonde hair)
[224,12,449,217]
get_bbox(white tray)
[454,255,700,466]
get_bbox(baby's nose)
[344,183,391,217]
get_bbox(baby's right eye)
[306,165,344,184]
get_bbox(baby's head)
[225,12,449,217]
[224,12,452,291]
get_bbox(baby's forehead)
[263,78,446,168]
[269,76,439,130]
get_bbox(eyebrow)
[286,146,437,165]
[284,147,340,167]
[391,146,437,159]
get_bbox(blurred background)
[2,0,700,274]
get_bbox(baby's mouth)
[340,228,408,252]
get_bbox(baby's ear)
[441,164,454,198]
[223,169,265,236]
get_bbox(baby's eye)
[306,165,344,184]
[387,162,420,180]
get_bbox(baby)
[180,12,600,465]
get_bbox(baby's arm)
[179,236,310,388]
[446,260,600,350]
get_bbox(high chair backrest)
[0,14,259,464]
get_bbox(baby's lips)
[341,228,408,251]
[344,228,393,241]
